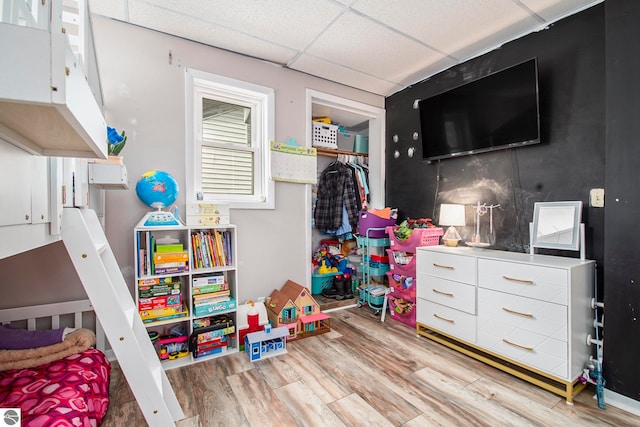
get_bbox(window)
[186,69,275,209]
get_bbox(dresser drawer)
[477,318,568,379]
[417,250,476,285]
[477,288,567,341]
[417,298,476,344]
[418,274,476,314]
[478,258,568,305]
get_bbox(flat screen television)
[419,58,540,162]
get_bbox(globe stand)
[137,209,181,228]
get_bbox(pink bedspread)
[0,349,111,427]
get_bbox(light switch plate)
[590,188,605,208]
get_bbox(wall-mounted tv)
[419,58,540,162]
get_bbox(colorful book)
[153,252,189,263]
[192,283,228,295]
[156,243,184,253]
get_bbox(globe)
[135,170,179,209]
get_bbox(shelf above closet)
[316,147,368,158]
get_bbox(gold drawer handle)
[433,263,454,270]
[502,275,534,284]
[433,289,454,297]
[502,307,533,318]
[433,313,454,323]
[502,338,533,351]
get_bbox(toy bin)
[359,211,396,238]
[311,272,335,295]
[386,271,416,301]
[387,295,417,329]
[386,226,443,251]
[386,249,416,277]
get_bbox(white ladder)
[61,207,184,426]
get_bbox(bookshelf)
[133,222,238,369]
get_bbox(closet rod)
[316,147,368,158]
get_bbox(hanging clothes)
[314,161,359,234]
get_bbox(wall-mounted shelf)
[315,147,368,158]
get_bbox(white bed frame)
[0,299,108,356]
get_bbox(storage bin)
[353,135,368,154]
[386,226,443,251]
[312,122,338,149]
[386,272,416,301]
[359,211,395,238]
[311,272,335,295]
[386,249,416,277]
[387,295,416,328]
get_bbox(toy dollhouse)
[244,324,288,362]
[265,280,331,340]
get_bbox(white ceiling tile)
[130,0,345,51]
[292,54,403,96]
[352,0,539,56]
[127,3,299,65]
[306,11,447,84]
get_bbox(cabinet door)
[0,141,35,226]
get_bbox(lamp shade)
[439,204,466,227]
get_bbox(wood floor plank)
[227,367,297,426]
[328,393,395,427]
[284,342,353,404]
[274,380,346,427]
[100,306,640,427]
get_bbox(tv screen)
[419,58,540,161]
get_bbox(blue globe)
[135,170,179,209]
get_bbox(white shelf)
[134,223,239,369]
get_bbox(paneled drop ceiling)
[88,0,603,97]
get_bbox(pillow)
[0,324,67,350]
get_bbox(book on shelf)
[153,252,189,263]
[192,273,225,286]
[154,265,189,274]
[140,304,189,323]
[138,294,182,311]
[156,243,184,253]
[139,283,182,298]
[193,295,231,306]
[139,277,177,286]
[193,298,236,317]
[192,282,228,295]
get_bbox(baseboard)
[602,389,640,416]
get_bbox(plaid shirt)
[314,162,359,232]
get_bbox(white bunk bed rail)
[0,0,107,159]
[0,298,107,353]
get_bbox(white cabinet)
[416,246,594,403]
[134,223,238,370]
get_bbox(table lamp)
[439,204,466,247]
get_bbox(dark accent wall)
[385,3,640,401]
[386,5,604,258]
[604,0,640,401]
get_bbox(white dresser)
[416,246,595,403]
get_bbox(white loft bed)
[0,0,107,260]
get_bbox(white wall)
[92,16,384,302]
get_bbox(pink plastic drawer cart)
[386,226,443,251]
[386,271,416,301]
[387,294,417,328]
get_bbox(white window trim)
[186,68,275,209]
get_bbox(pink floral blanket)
[0,349,111,427]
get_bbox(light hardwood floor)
[102,306,639,426]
